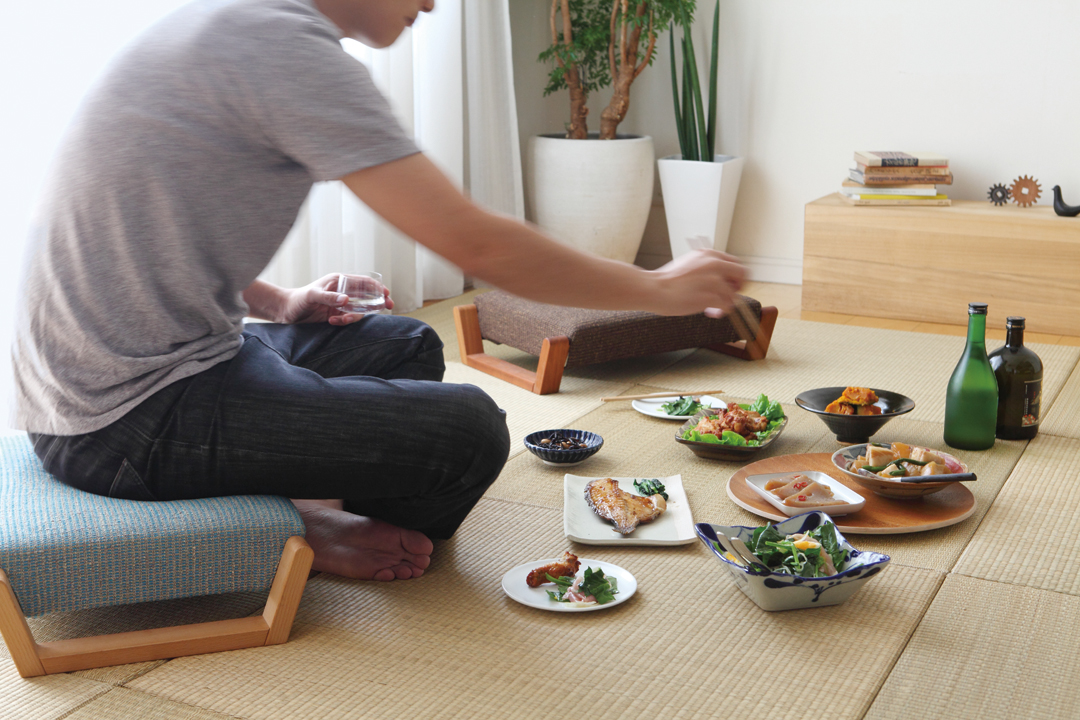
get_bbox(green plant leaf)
[707,0,719,159]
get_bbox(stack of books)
[840,151,952,206]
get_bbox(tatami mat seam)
[937,439,1030,574]
[43,684,114,720]
[857,570,948,720]
[947,569,1080,600]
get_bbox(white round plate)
[631,396,726,420]
[500,558,637,612]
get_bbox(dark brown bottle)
[988,317,1043,439]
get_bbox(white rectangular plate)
[564,474,695,545]
[745,471,865,517]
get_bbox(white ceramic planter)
[528,134,654,264]
[658,154,744,258]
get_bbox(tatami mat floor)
[4,282,1080,719]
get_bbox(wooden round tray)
[727,453,976,534]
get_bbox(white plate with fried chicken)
[563,475,695,545]
[501,555,637,612]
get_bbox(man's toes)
[372,567,397,582]
[406,553,432,570]
[401,529,434,556]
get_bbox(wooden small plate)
[726,453,976,534]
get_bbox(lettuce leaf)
[749,393,785,421]
[721,430,747,446]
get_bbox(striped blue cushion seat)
[0,434,305,618]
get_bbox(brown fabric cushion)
[473,291,761,367]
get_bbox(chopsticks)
[600,390,725,402]
[685,236,767,351]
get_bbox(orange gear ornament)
[1010,175,1042,207]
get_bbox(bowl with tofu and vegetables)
[831,442,972,499]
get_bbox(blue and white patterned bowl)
[695,512,890,611]
[523,429,603,466]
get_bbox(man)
[13,0,746,582]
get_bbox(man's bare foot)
[291,500,433,581]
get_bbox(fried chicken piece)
[526,550,580,588]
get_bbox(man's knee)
[453,385,510,487]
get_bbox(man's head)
[314,0,435,48]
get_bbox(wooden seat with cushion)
[453,291,778,394]
[0,434,313,678]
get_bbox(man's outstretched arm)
[340,153,746,317]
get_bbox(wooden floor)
[742,281,1080,347]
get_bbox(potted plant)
[529,1,685,264]
[657,1,744,259]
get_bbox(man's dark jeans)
[30,316,510,540]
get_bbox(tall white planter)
[528,134,654,264]
[658,154,744,258]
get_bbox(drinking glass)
[336,272,386,314]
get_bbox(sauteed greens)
[660,395,708,417]
[745,520,848,578]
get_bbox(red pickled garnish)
[794,481,808,490]
[797,495,807,501]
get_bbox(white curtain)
[260,0,525,312]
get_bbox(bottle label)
[1022,379,1041,427]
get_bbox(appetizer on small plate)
[745,471,865,517]
[501,555,637,612]
[631,395,725,420]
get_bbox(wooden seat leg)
[0,536,312,678]
[0,569,47,677]
[708,306,779,361]
[454,304,569,394]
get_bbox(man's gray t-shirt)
[13,0,418,435]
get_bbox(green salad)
[715,521,848,578]
[680,393,785,447]
[660,395,708,417]
[546,567,619,605]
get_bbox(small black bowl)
[523,429,604,466]
[795,387,915,444]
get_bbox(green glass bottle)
[988,317,1043,440]
[944,303,998,450]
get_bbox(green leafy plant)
[669,1,719,161]
[541,1,694,139]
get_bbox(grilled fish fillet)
[585,478,667,535]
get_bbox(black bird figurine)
[1052,186,1080,217]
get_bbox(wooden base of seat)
[453,304,779,395]
[0,536,313,678]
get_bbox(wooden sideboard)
[802,193,1080,335]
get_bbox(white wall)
[0,2,190,430]
[511,0,1080,283]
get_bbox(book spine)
[851,170,953,186]
[854,152,949,167]
[856,163,951,176]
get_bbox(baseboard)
[739,255,803,285]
